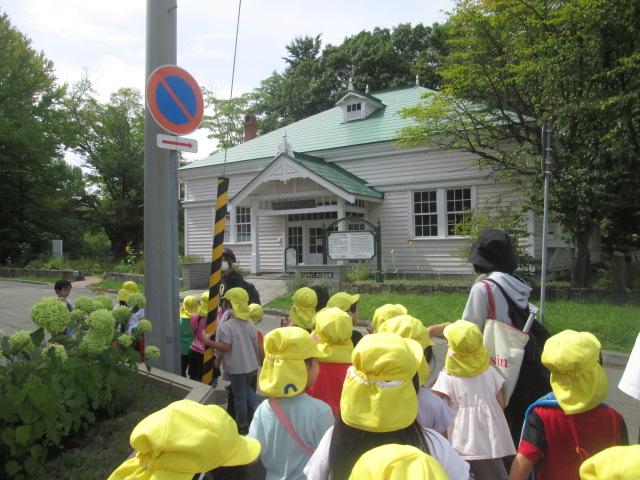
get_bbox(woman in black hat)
[462,229,532,331]
[462,229,552,457]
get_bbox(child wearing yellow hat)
[249,327,333,480]
[579,445,640,480]
[188,291,210,382]
[432,320,515,480]
[179,295,198,377]
[108,400,260,480]
[509,330,628,480]
[306,307,355,416]
[304,333,471,480]
[348,444,450,480]
[379,315,455,436]
[371,303,408,332]
[287,287,318,331]
[203,288,261,435]
[327,291,364,346]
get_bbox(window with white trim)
[235,207,251,242]
[413,187,472,238]
[413,191,438,237]
[224,212,231,243]
[446,188,472,235]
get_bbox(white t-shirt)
[418,386,456,434]
[304,425,470,480]
[619,332,640,401]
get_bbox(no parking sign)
[146,65,204,135]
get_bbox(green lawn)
[266,293,640,353]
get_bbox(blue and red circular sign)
[146,65,204,135]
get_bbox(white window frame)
[235,206,251,243]
[222,206,252,244]
[410,186,475,239]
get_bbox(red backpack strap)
[269,397,314,455]
[481,280,496,319]
[567,414,590,462]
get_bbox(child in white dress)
[432,320,515,480]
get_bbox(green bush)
[0,296,159,479]
[286,276,309,294]
[346,263,370,282]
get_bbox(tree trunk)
[110,236,128,263]
[571,225,596,288]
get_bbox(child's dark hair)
[54,279,71,294]
[348,301,358,314]
[325,373,430,480]
[310,285,330,312]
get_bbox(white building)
[179,85,575,277]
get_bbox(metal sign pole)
[539,122,553,325]
[144,0,180,373]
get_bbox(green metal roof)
[181,85,431,170]
[292,152,383,199]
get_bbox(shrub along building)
[179,84,579,278]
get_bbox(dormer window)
[346,102,362,120]
[336,87,385,123]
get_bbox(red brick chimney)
[243,114,258,142]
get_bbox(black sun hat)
[468,229,517,273]
[223,247,236,263]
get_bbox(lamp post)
[539,121,553,325]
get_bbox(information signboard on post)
[327,231,376,260]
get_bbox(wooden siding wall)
[258,216,285,272]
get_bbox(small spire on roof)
[275,132,294,158]
[365,84,369,93]
[348,77,354,91]
[415,75,420,86]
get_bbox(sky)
[3,0,454,161]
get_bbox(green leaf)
[15,425,32,445]
[5,461,21,477]
[24,455,40,474]
[30,328,45,348]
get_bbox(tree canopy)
[397,0,640,287]
[249,23,450,134]
[0,12,85,264]
[65,80,145,261]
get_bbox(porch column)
[251,199,260,273]
[337,199,346,266]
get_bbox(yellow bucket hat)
[122,281,139,293]
[259,327,327,397]
[372,304,408,332]
[108,400,260,480]
[196,291,209,317]
[327,292,360,312]
[223,288,250,320]
[341,333,423,432]
[579,445,640,480]
[379,315,434,386]
[117,288,130,302]
[289,287,318,330]
[541,330,608,414]
[348,444,450,480]
[248,304,264,324]
[313,307,354,364]
[444,320,489,378]
[180,296,198,319]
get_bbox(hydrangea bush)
[1,294,160,479]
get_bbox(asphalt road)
[1,278,638,443]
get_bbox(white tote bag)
[480,281,529,405]
[483,318,528,404]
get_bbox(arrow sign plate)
[156,134,198,153]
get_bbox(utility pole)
[144,0,180,373]
[539,121,553,325]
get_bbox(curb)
[602,350,630,368]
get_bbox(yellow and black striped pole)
[202,177,229,385]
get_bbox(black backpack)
[241,279,261,306]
